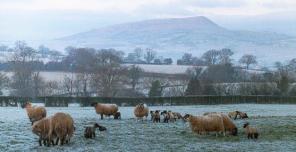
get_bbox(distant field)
[3,71,72,82]
[1,104,296,151]
[123,64,195,74]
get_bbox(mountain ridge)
[34,16,296,65]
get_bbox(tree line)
[1,41,296,98]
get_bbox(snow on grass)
[1,104,296,151]
[124,64,196,74]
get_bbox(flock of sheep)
[22,102,260,147]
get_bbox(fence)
[0,95,296,107]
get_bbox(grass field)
[1,104,296,152]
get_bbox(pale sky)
[0,0,295,40]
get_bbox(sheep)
[168,111,176,122]
[91,103,119,120]
[114,112,121,119]
[172,112,183,120]
[228,111,248,120]
[243,122,259,139]
[84,123,107,139]
[64,113,75,144]
[183,114,204,134]
[48,112,75,146]
[134,103,149,120]
[205,113,238,136]
[152,110,161,123]
[183,114,225,136]
[32,117,56,146]
[150,111,155,121]
[161,111,170,123]
[161,111,176,123]
[22,102,47,125]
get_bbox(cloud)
[0,0,295,40]
[0,0,295,15]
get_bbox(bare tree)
[180,53,193,65]
[32,72,46,96]
[43,81,59,96]
[63,47,97,96]
[144,48,156,64]
[62,75,74,96]
[134,47,143,62]
[91,49,127,97]
[239,54,257,69]
[202,49,220,65]
[128,65,144,91]
[49,50,63,62]
[0,72,9,95]
[0,45,8,52]
[75,73,91,96]
[219,48,233,64]
[10,41,41,97]
[186,67,203,78]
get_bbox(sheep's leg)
[247,134,251,139]
[55,138,59,145]
[254,133,258,139]
[60,139,63,145]
[60,137,65,145]
[43,139,46,146]
[93,132,96,138]
[45,138,50,147]
[100,114,104,120]
[38,137,42,146]
[65,137,69,144]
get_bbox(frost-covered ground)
[123,64,195,74]
[1,104,296,152]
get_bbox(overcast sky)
[0,0,295,40]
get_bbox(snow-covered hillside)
[1,16,296,66]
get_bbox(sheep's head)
[32,122,42,136]
[155,110,160,114]
[114,112,121,119]
[150,111,154,114]
[243,122,249,128]
[183,114,192,121]
[98,125,107,131]
[232,128,238,136]
[94,123,100,128]
[90,103,98,107]
[21,102,32,109]
[241,113,248,119]
[139,103,145,108]
[160,110,167,115]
